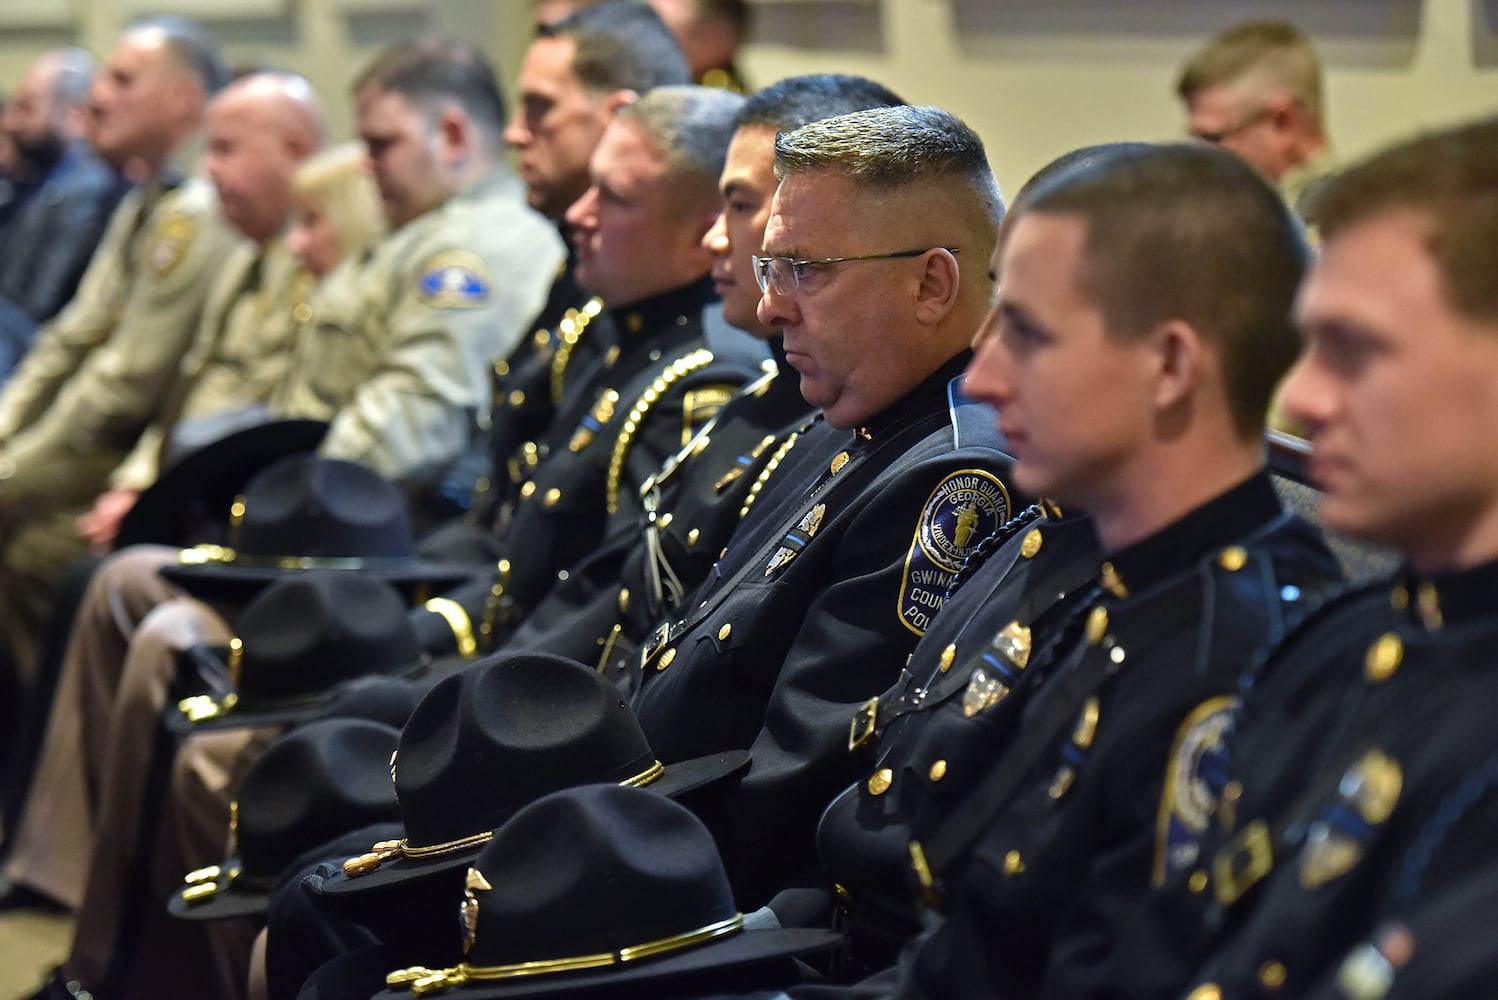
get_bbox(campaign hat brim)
[312,750,750,900]
[116,418,329,549]
[365,924,842,1000]
[166,859,272,922]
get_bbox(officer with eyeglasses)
[627,103,1018,910]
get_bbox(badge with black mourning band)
[167,572,428,733]
[1298,749,1403,891]
[375,785,840,999]
[898,470,1010,636]
[169,719,401,921]
[313,652,749,902]
[159,454,474,602]
[764,503,825,577]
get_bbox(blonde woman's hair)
[292,142,385,261]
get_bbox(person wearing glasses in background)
[1176,20,1335,219]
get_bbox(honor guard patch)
[144,213,197,277]
[1154,696,1236,886]
[898,470,1010,636]
[418,251,491,308]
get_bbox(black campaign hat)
[313,651,749,901]
[116,417,329,549]
[166,572,429,733]
[372,785,840,999]
[158,455,473,602]
[169,718,403,922]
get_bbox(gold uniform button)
[718,623,732,642]
[544,488,562,507]
[687,528,700,547]
[508,390,526,408]
[658,512,672,528]
[1364,633,1403,683]
[520,481,537,499]
[1185,986,1221,1000]
[867,768,893,796]
[1020,529,1043,559]
[1003,851,1024,876]
[830,451,850,475]
[928,759,947,782]
[1259,960,1287,990]
[293,302,313,324]
[939,644,957,672]
[618,589,630,613]
[656,648,676,671]
[1188,870,1209,894]
[1086,606,1109,645]
[1218,546,1248,572]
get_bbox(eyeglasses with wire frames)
[751,247,960,296]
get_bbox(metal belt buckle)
[848,697,880,751]
[639,621,672,672]
[1212,818,1274,906]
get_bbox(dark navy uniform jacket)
[1135,559,1498,1000]
[415,278,759,654]
[0,143,128,381]
[506,337,814,668]
[630,352,1019,908]
[709,473,1340,1000]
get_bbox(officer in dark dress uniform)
[703,142,1346,1000]
[504,74,907,671]
[412,86,759,658]
[1079,118,1498,1000]
[619,104,1017,910]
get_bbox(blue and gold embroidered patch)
[1154,695,1236,886]
[418,251,491,308]
[898,470,1009,635]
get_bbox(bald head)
[205,72,327,243]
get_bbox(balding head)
[2,48,94,172]
[205,72,327,243]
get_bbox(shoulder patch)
[417,250,491,308]
[898,470,1010,636]
[144,213,198,278]
[1153,695,1237,886]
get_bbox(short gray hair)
[775,104,1003,229]
[615,84,744,183]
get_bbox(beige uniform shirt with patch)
[312,166,565,483]
[108,234,312,492]
[0,175,241,513]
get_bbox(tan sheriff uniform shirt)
[108,233,312,492]
[0,175,242,514]
[309,166,565,483]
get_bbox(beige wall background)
[0,0,1494,197]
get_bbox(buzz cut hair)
[615,84,744,186]
[734,73,904,135]
[541,0,692,95]
[773,104,1003,231]
[1308,115,1498,326]
[1017,142,1309,439]
[1176,20,1324,121]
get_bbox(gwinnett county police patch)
[417,251,491,308]
[897,470,1009,636]
[1153,695,1236,886]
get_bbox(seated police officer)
[711,141,1344,1000]
[1086,117,1498,1000]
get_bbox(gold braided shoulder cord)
[605,349,717,514]
[738,432,800,520]
[550,297,604,404]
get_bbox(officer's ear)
[435,106,472,167]
[601,89,640,118]
[1148,318,1205,413]
[912,247,961,327]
